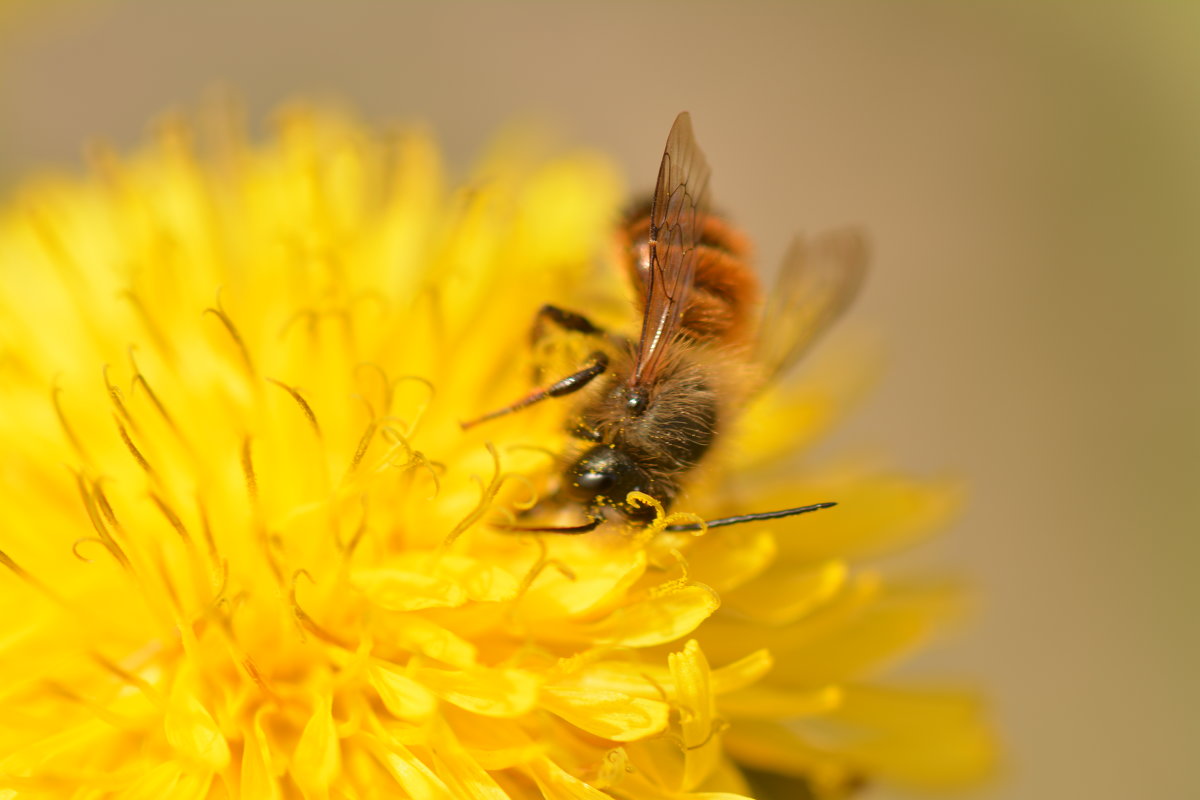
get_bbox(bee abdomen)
[621,207,760,349]
[685,218,759,346]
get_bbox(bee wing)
[631,112,712,387]
[756,229,868,382]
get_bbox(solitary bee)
[465,112,867,533]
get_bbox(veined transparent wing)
[630,112,712,388]
[756,229,868,382]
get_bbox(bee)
[464,112,867,533]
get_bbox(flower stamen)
[41,680,134,730]
[51,383,90,465]
[685,717,730,751]
[279,307,319,342]
[73,472,133,570]
[346,419,378,477]
[115,417,155,478]
[127,356,189,450]
[149,491,192,545]
[338,497,370,557]
[391,375,435,437]
[202,301,256,377]
[267,378,323,439]
[241,436,258,502]
[70,537,111,564]
[197,500,219,561]
[353,362,394,417]
[290,568,354,650]
[103,364,137,430]
[119,290,176,360]
[513,537,578,609]
[90,652,163,707]
[442,442,504,548]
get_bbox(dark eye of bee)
[565,445,647,507]
[575,469,615,492]
[625,388,648,415]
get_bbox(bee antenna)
[664,502,836,532]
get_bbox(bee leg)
[532,303,631,356]
[493,512,605,535]
[461,351,609,430]
[531,304,606,344]
[530,304,612,383]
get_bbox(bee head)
[563,444,656,523]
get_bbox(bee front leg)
[531,304,606,345]
[460,351,609,430]
[493,506,606,535]
[530,304,612,384]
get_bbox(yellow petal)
[567,649,781,708]
[240,708,283,800]
[722,719,855,793]
[292,695,341,799]
[701,576,963,682]
[513,157,622,263]
[695,755,753,795]
[353,553,519,612]
[594,746,633,789]
[370,663,438,721]
[559,658,671,699]
[718,684,842,719]
[599,762,756,800]
[709,649,773,695]
[542,686,669,741]
[722,560,847,626]
[806,684,996,788]
[435,554,521,603]
[380,614,477,668]
[413,665,540,717]
[669,640,720,791]
[775,578,964,685]
[445,706,541,770]
[581,583,720,648]
[681,527,776,594]
[352,567,468,611]
[768,475,958,564]
[731,356,873,471]
[164,676,230,772]
[373,738,455,799]
[428,725,514,800]
[529,756,614,800]
[519,548,647,620]
[122,763,213,800]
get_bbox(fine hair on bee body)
[463,111,868,534]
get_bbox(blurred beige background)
[1,2,1196,798]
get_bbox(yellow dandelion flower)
[0,106,993,799]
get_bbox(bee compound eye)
[575,470,615,493]
[625,388,648,415]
